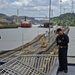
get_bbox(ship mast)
[48,0,51,43]
[17,9,19,23]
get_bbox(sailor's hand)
[58,40,61,43]
[58,45,60,48]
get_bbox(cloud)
[12,0,32,6]
[62,0,67,2]
[0,0,7,2]
[0,0,8,9]
[30,6,48,11]
[12,1,22,6]
[61,0,71,5]
[0,0,74,17]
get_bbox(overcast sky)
[0,0,75,17]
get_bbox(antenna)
[72,0,74,13]
[17,9,19,23]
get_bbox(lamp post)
[17,9,19,23]
[48,0,51,43]
[72,0,74,13]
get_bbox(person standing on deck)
[44,31,48,42]
[56,28,69,73]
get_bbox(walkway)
[51,60,75,75]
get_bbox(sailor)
[56,28,69,73]
[44,31,48,42]
[44,31,48,37]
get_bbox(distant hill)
[52,13,75,26]
[0,13,40,24]
[0,13,8,18]
[0,13,75,26]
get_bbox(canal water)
[0,25,54,50]
[0,26,75,57]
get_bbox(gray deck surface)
[50,61,75,75]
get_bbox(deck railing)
[0,54,75,75]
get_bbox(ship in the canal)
[39,18,53,28]
[43,18,53,28]
[21,17,32,28]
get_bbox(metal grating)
[0,54,57,75]
[0,55,75,75]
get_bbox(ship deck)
[50,59,75,75]
[0,55,75,75]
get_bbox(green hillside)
[52,13,75,26]
[0,13,75,26]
